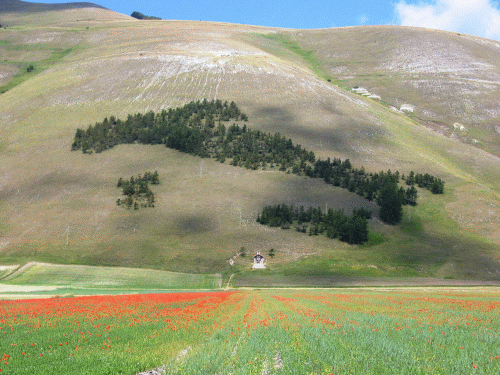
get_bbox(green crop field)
[0,262,221,291]
[1,288,499,374]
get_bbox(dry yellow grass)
[285,26,500,157]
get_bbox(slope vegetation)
[254,27,500,157]
[0,3,499,281]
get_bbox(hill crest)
[0,0,107,13]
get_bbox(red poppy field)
[1,288,499,374]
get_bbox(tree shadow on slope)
[173,213,219,236]
[250,105,388,156]
[389,213,500,280]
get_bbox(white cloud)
[395,0,500,41]
[359,15,369,25]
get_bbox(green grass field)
[0,262,221,291]
[1,288,499,374]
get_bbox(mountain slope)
[0,0,107,12]
[0,4,499,280]
[258,26,500,157]
[0,0,129,26]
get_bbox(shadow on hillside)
[391,225,500,280]
[173,213,219,236]
[251,105,349,152]
[252,106,295,125]
[287,119,389,155]
[250,105,387,155]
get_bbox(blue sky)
[36,0,500,41]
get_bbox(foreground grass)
[1,288,499,374]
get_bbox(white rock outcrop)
[400,104,414,112]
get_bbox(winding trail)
[225,273,235,290]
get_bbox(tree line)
[404,171,444,194]
[72,100,445,224]
[71,99,246,154]
[116,171,159,209]
[131,11,161,20]
[257,204,370,245]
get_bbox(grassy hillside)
[0,3,499,282]
[0,0,107,12]
[0,0,127,26]
[257,27,500,157]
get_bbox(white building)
[252,251,266,269]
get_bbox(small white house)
[252,251,266,269]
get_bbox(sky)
[35,0,500,41]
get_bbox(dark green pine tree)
[151,171,160,184]
[378,181,403,225]
[431,178,445,194]
[349,214,369,244]
[405,186,418,206]
[339,214,368,244]
[406,171,416,186]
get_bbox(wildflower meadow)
[0,288,499,374]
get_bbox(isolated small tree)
[27,64,34,72]
[268,248,275,258]
[239,246,246,257]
